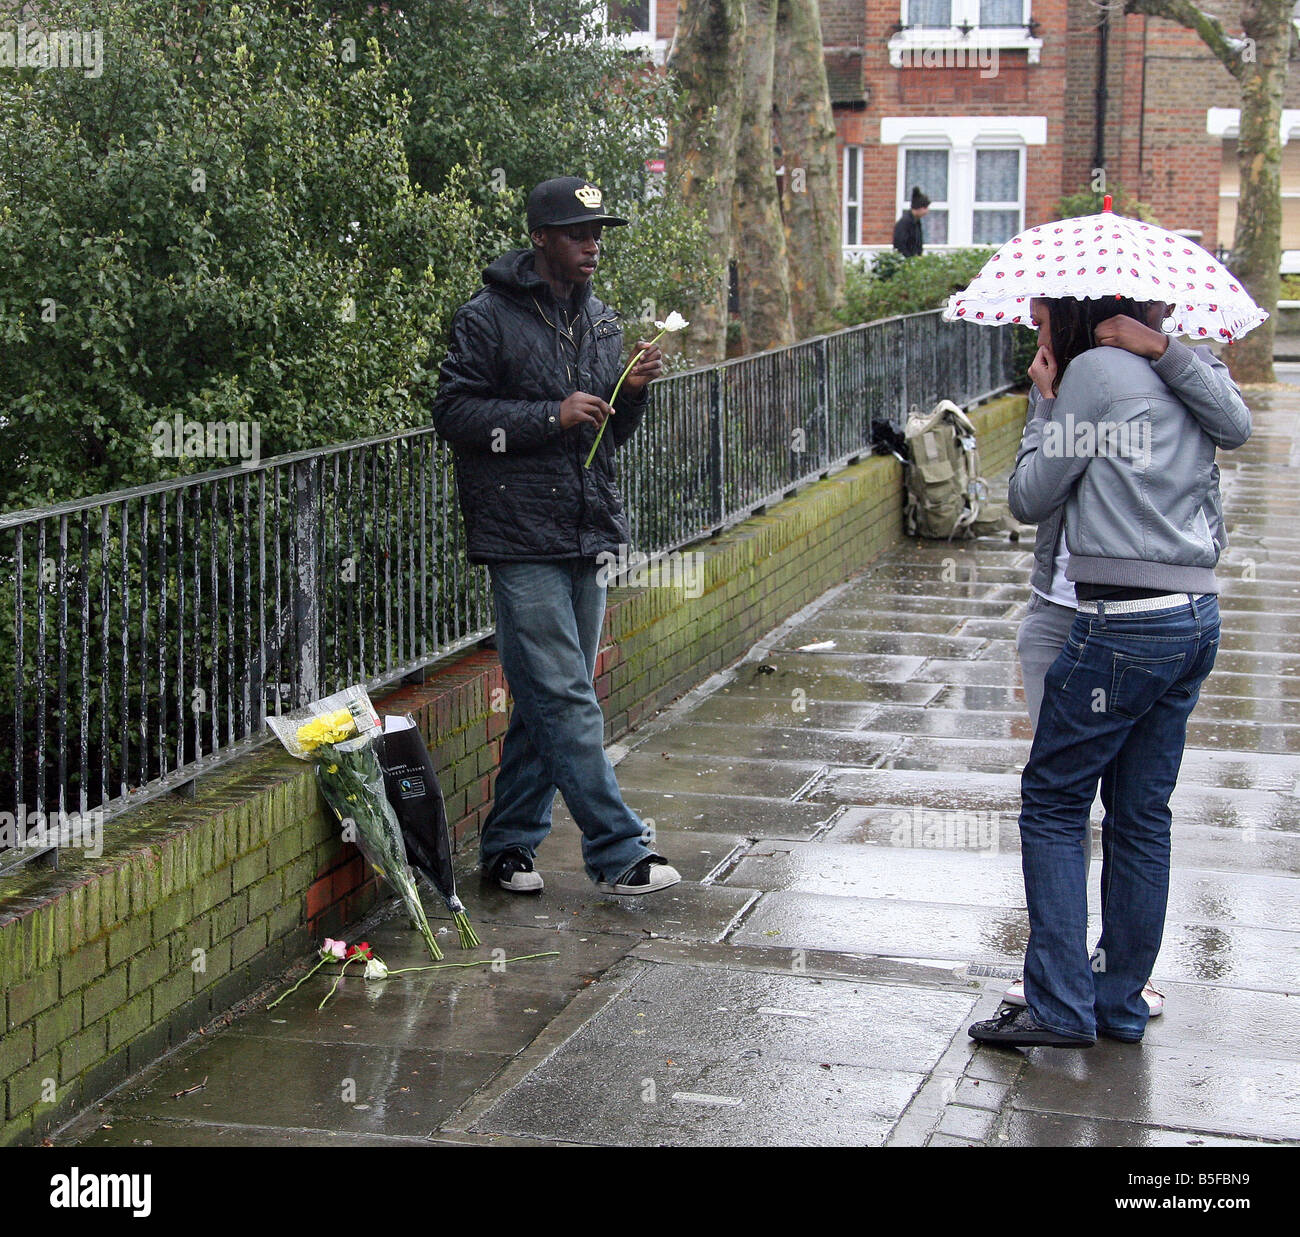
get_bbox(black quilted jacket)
[430,249,648,563]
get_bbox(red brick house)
[614,0,1300,263]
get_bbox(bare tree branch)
[1124,0,1248,80]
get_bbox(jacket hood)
[483,248,594,312]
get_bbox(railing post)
[292,458,320,708]
[708,367,724,525]
[817,338,830,471]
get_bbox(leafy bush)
[325,0,718,361]
[836,248,995,326]
[1056,184,1158,224]
[0,0,715,513]
[0,0,488,511]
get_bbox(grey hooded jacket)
[1011,338,1251,595]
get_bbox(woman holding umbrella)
[996,305,1251,1024]
[946,202,1259,1048]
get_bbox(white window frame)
[1207,106,1300,144]
[971,145,1025,245]
[843,145,864,246]
[884,116,1044,246]
[889,0,1042,67]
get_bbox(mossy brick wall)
[0,393,1026,1146]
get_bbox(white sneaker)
[595,857,682,896]
[1002,977,1165,1016]
[486,848,544,893]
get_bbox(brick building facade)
[628,0,1300,258]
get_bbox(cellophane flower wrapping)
[267,686,443,961]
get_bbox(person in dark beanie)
[431,176,682,898]
[892,186,930,258]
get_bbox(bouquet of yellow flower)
[268,686,444,961]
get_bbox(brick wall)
[0,390,1026,1147]
[820,0,864,47]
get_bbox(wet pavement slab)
[459,958,975,1147]
[64,375,1300,1149]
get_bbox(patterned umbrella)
[943,197,1267,341]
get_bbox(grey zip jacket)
[1011,338,1252,594]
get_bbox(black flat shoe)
[969,1005,1095,1049]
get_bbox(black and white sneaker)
[968,1004,1094,1049]
[485,847,544,893]
[595,856,682,896]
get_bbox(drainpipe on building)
[1093,7,1109,175]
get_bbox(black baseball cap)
[527,176,629,232]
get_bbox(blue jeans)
[479,559,654,884]
[1019,594,1220,1041]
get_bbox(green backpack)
[903,400,1018,540]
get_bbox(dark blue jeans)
[479,559,653,884]
[1020,594,1220,1041]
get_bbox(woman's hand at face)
[1093,314,1169,359]
[1028,345,1058,399]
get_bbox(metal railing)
[0,309,1016,873]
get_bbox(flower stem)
[383,951,560,976]
[319,956,358,1010]
[266,953,331,1010]
[584,328,665,468]
[453,910,481,950]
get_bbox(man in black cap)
[892,186,930,258]
[431,176,682,897]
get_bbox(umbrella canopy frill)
[943,209,1268,342]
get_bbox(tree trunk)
[666,0,747,363]
[732,0,794,353]
[1227,0,1289,382]
[773,0,844,337]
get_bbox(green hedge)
[837,249,994,326]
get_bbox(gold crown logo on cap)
[574,183,603,209]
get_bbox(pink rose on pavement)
[322,938,347,960]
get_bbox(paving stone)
[732,891,1028,962]
[562,962,975,1072]
[1000,1110,1296,1148]
[769,630,989,659]
[954,1076,1007,1110]
[252,925,631,1057]
[72,1116,441,1147]
[519,819,749,884]
[678,693,882,730]
[614,751,826,799]
[471,871,758,945]
[724,841,1024,899]
[106,1034,506,1138]
[810,609,970,635]
[937,1104,997,1140]
[627,720,898,770]
[602,792,838,840]
[1010,1045,1300,1142]
[470,962,956,1147]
